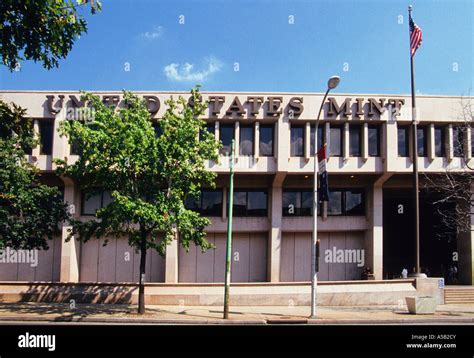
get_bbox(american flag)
[409,15,423,56]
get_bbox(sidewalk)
[0,302,473,324]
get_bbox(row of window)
[30,120,474,160]
[82,189,365,217]
[398,125,472,158]
[290,124,381,157]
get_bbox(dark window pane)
[349,125,361,156]
[290,126,304,156]
[233,191,247,216]
[152,122,162,137]
[453,126,464,157]
[199,123,214,141]
[102,191,113,207]
[301,191,314,216]
[417,127,427,157]
[329,126,342,156]
[282,191,300,216]
[220,124,234,155]
[201,190,222,216]
[39,121,54,155]
[328,191,342,215]
[83,193,101,215]
[70,138,81,155]
[368,126,380,157]
[310,125,324,156]
[398,127,409,157]
[240,125,254,156]
[260,124,274,157]
[185,195,199,210]
[434,127,445,157]
[247,191,267,216]
[345,190,364,215]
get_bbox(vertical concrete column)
[234,121,240,157]
[428,124,435,161]
[343,122,350,159]
[254,121,260,158]
[362,123,369,161]
[52,110,68,170]
[465,126,472,160]
[277,117,290,171]
[268,174,285,282]
[32,119,41,158]
[59,182,80,282]
[215,121,220,142]
[447,124,454,161]
[365,178,388,280]
[385,110,398,171]
[325,122,331,155]
[304,122,310,160]
[165,238,179,283]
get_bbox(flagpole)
[223,140,235,319]
[408,5,424,277]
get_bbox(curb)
[0,315,267,325]
[0,315,473,325]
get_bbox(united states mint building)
[1,91,473,290]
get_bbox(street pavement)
[0,302,473,324]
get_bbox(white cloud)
[142,26,163,39]
[164,56,222,82]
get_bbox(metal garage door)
[179,233,267,282]
[280,232,365,281]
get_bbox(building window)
[290,126,304,157]
[329,125,342,157]
[239,125,254,156]
[39,120,54,155]
[199,122,214,141]
[152,122,163,137]
[398,126,409,157]
[434,126,445,157]
[417,126,427,157]
[186,190,222,216]
[349,125,361,157]
[368,125,380,157]
[453,126,465,157]
[220,124,234,156]
[82,190,113,215]
[259,124,274,157]
[233,190,267,217]
[344,190,365,215]
[310,125,324,156]
[328,189,365,216]
[282,190,316,216]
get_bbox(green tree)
[56,87,220,314]
[0,0,101,71]
[0,100,69,250]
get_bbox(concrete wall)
[178,233,267,283]
[79,238,165,283]
[0,237,61,282]
[280,232,365,281]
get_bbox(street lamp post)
[310,76,340,319]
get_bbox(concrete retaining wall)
[0,278,444,306]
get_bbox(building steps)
[444,286,474,304]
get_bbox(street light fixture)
[310,75,340,319]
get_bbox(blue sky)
[0,0,472,95]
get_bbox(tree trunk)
[138,235,147,314]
